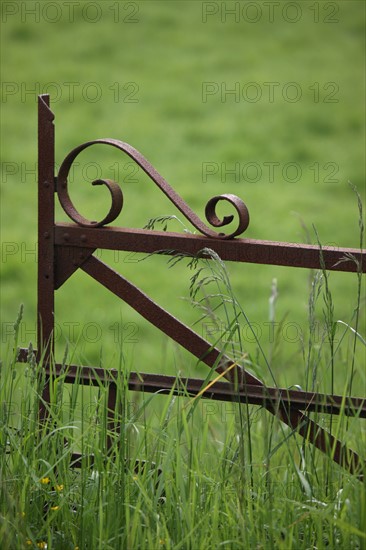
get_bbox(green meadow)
[1,1,365,548]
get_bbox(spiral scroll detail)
[57,139,250,238]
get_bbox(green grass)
[1,243,365,549]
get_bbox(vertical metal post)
[37,94,55,367]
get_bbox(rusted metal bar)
[37,94,56,417]
[54,225,365,273]
[16,349,366,478]
[38,95,55,364]
[283,409,363,479]
[15,350,366,417]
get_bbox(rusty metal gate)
[17,94,366,479]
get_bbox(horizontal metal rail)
[54,224,365,273]
[17,348,366,417]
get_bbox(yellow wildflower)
[56,484,64,492]
[50,505,60,511]
[37,543,47,549]
[40,477,50,485]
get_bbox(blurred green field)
[1,1,365,390]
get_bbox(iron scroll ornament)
[57,139,250,239]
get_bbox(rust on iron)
[15,351,366,418]
[57,138,250,238]
[54,225,365,273]
[18,94,366,481]
[15,351,366,477]
[54,245,96,288]
[37,95,55,365]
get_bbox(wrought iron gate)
[17,94,366,479]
